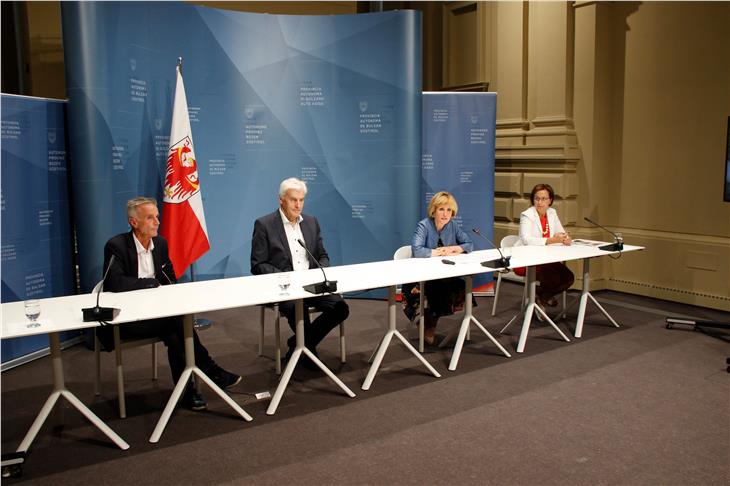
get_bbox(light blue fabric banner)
[61,2,422,294]
[1,94,78,363]
[421,92,497,290]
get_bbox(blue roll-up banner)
[1,94,78,364]
[61,2,422,296]
[421,92,497,292]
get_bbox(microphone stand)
[471,228,511,269]
[83,255,120,322]
[297,239,338,294]
[584,217,624,252]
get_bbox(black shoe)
[208,365,241,389]
[181,388,207,411]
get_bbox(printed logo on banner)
[130,58,137,72]
[154,118,162,130]
[164,136,200,202]
[244,107,255,119]
[47,131,56,144]
[470,115,479,124]
[359,101,368,112]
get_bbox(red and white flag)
[160,64,210,278]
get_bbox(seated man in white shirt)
[250,178,349,367]
[99,196,240,411]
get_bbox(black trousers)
[279,294,349,351]
[106,316,216,383]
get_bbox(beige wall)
[25,2,64,99]
[612,2,729,237]
[576,1,730,310]
[445,1,730,310]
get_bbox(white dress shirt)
[279,208,309,271]
[133,233,156,278]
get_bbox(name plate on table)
[3,319,55,336]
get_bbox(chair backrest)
[500,235,521,249]
[498,234,525,283]
[393,245,412,260]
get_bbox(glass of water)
[24,299,41,328]
[277,273,291,296]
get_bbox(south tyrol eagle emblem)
[164,136,200,203]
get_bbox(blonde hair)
[126,196,157,219]
[427,191,458,219]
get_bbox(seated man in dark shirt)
[99,196,240,411]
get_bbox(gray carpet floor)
[2,282,729,485]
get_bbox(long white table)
[1,239,643,450]
[2,267,386,445]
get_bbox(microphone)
[297,239,338,294]
[471,228,511,269]
[159,262,174,285]
[583,217,623,251]
[83,255,120,322]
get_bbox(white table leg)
[362,286,441,391]
[448,276,511,371]
[150,315,252,443]
[516,266,570,353]
[575,258,591,338]
[588,292,620,328]
[267,299,356,415]
[17,332,130,452]
[574,257,620,338]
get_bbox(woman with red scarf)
[515,184,574,308]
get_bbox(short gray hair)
[126,197,157,219]
[278,177,307,198]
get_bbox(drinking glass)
[277,273,291,296]
[24,299,41,328]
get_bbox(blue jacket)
[411,218,473,258]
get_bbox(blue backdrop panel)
[61,2,421,294]
[421,92,497,290]
[1,94,77,363]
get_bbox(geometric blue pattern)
[61,2,421,293]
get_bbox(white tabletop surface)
[0,241,643,340]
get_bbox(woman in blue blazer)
[405,191,473,345]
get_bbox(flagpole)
[176,55,210,331]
